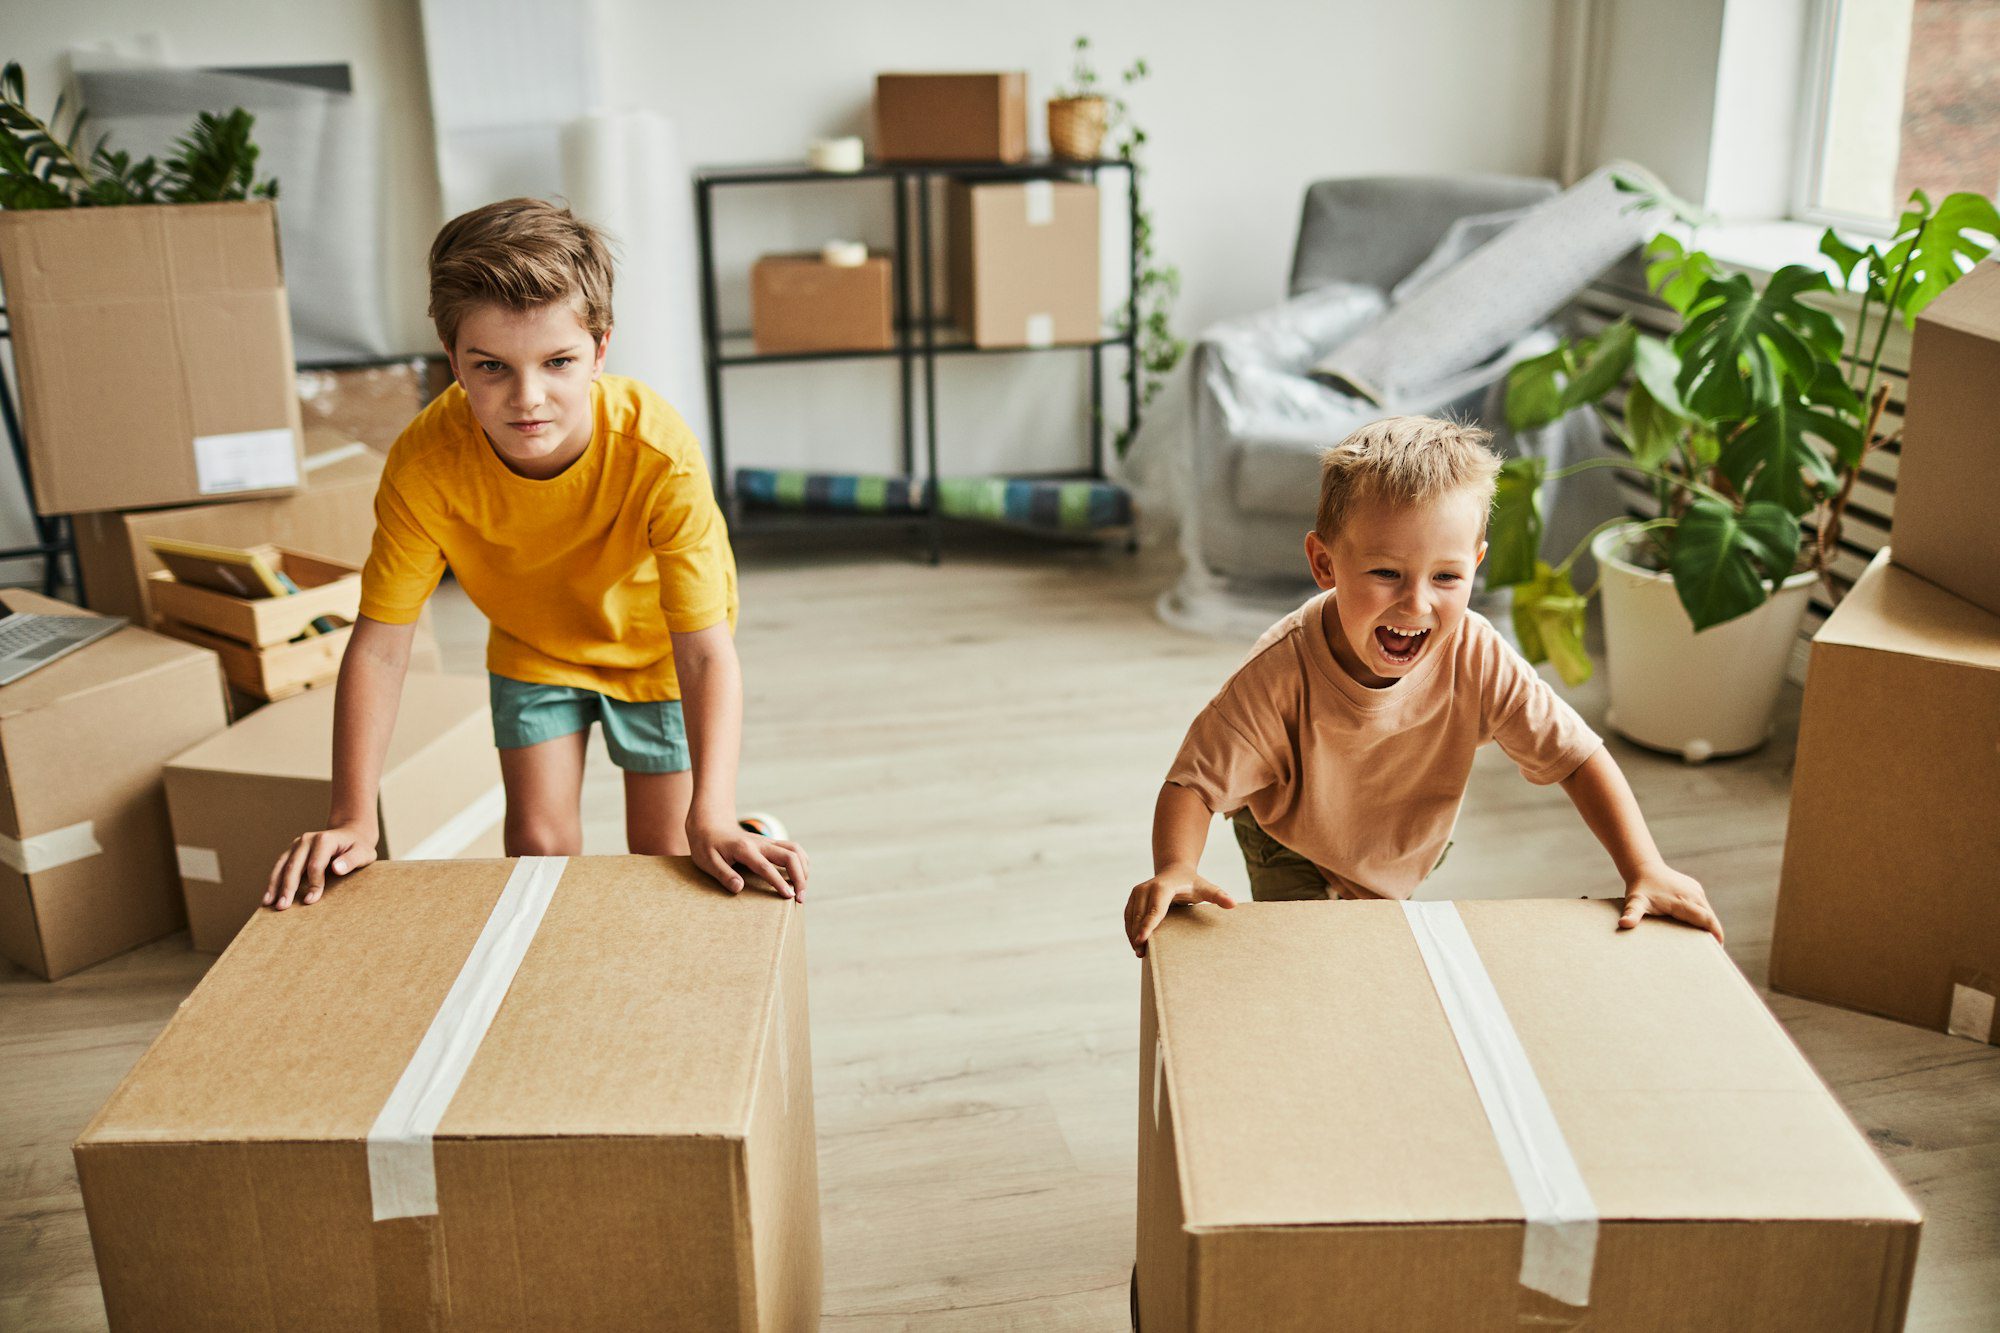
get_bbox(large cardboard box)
[1138,899,1920,1331]
[874,72,1027,162]
[751,253,895,353]
[1772,551,2000,1044]
[1893,259,2000,616]
[73,443,384,627]
[0,591,227,979]
[75,856,821,1328]
[164,673,503,953]
[0,201,304,515]
[947,181,1100,348]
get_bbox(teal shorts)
[488,674,690,774]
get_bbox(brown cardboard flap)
[78,857,794,1145]
[1818,550,2000,668]
[1148,899,1918,1230]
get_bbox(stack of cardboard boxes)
[1771,260,2000,1048]
[0,197,450,978]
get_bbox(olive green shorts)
[1229,810,1451,902]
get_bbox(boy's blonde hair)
[1314,415,1502,542]
[428,197,616,352]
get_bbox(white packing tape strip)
[368,855,567,1220]
[304,441,372,472]
[177,845,223,883]
[1948,984,1996,1043]
[0,819,102,875]
[1402,900,1598,1308]
[1151,1034,1166,1131]
[1023,179,1055,226]
[1024,313,1054,348]
[402,783,508,860]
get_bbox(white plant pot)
[1592,525,1818,762]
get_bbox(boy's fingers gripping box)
[1137,899,1920,1332]
[74,856,823,1329]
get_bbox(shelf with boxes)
[695,152,1141,562]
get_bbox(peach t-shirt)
[1166,590,1602,899]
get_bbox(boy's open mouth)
[1373,624,1429,666]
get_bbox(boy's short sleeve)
[1165,702,1283,816]
[647,459,737,634]
[359,473,447,625]
[1482,626,1602,784]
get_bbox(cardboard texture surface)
[947,181,1100,348]
[73,445,384,626]
[0,201,305,515]
[75,856,822,1329]
[164,674,501,953]
[296,359,428,451]
[1136,899,1920,1332]
[873,72,1027,163]
[751,254,895,353]
[148,547,361,648]
[0,591,227,979]
[1772,551,2000,1044]
[1893,260,2000,616]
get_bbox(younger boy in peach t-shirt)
[1123,416,1721,955]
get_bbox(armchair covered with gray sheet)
[1184,173,1607,587]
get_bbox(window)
[1800,0,2000,229]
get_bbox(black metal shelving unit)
[693,155,1140,562]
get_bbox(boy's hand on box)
[692,822,808,901]
[1618,863,1724,943]
[264,824,379,910]
[1126,866,1236,959]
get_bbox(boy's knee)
[504,820,582,857]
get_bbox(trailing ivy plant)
[1491,174,1998,686]
[1060,36,1183,454]
[0,61,277,210]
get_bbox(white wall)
[2,0,1562,487]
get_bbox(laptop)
[0,611,129,687]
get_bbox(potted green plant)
[1491,178,1999,760]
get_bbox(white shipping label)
[194,428,300,496]
[1947,984,1996,1043]
[176,846,223,882]
[1023,179,1055,226]
[1025,314,1055,348]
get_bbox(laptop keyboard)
[0,615,107,659]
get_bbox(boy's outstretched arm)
[671,621,809,899]
[1125,781,1237,958]
[265,615,415,909]
[1559,746,1724,942]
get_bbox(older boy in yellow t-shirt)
[265,198,806,908]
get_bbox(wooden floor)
[4,533,1997,1330]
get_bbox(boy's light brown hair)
[428,197,616,352]
[1314,415,1503,542]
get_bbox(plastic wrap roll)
[561,110,709,457]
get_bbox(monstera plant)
[1491,180,2000,687]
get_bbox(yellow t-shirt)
[359,374,737,702]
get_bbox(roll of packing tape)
[808,136,864,172]
[821,240,868,267]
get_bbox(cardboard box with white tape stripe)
[0,590,229,979]
[946,180,1100,349]
[163,673,502,953]
[74,856,821,1329]
[1136,899,1921,1332]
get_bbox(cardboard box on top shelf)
[750,254,895,354]
[1136,898,1920,1331]
[0,590,228,979]
[1772,550,2000,1045]
[874,72,1027,162]
[75,856,821,1329]
[295,358,429,452]
[947,180,1100,349]
[71,442,385,627]
[0,201,304,515]
[163,671,501,953]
